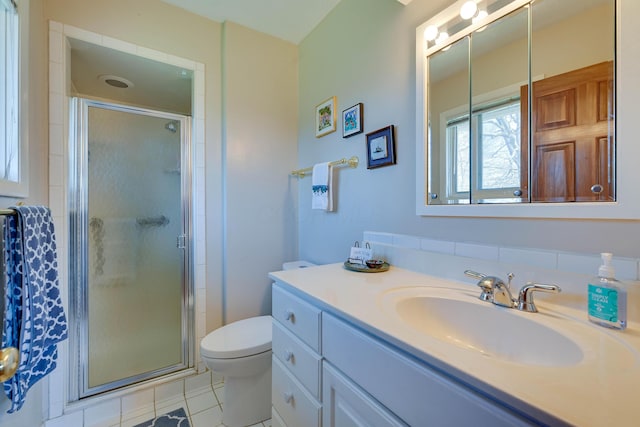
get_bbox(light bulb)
[435,31,449,45]
[472,10,488,24]
[473,10,488,32]
[424,25,439,42]
[460,1,478,20]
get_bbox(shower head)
[165,121,178,133]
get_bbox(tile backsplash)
[363,231,640,293]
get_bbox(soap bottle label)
[588,284,619,322]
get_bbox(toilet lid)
[200,315,272,359]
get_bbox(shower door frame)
[68,97,194,400]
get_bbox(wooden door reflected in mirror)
[527,62,614,202]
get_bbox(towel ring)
[0,347,19,382]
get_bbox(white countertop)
[269,263,640,427]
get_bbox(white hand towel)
[312,162,334,211]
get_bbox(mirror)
[421,0,615,206]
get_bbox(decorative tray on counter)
[343,260,390,273]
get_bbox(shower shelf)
[136,215,170,227]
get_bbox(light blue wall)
[297,0,640,264]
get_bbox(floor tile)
[185,371,212,398]
[186,390,217,416]
[213,385,225,406]
[156,398,189,417]
[190,405,223,427]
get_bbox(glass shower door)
[70,99,192,398]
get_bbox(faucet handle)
[464,270,486,280]
[507,273,515,289]
[464,270,494,302]
[517,283,561,313]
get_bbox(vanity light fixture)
[460,1,478,20]
[435,31,450,45]
[424,25,439,41]
[472,9,488,31]
[473,9,488,23]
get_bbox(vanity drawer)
[272,356,322,427]
[272,284,321,352]
[273,320,322,399]
[322,314,531,427]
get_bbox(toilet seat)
[201,315,272,359]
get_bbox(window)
[0,0,27,196]
[446,98,521,201]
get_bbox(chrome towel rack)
[291,156,359,178]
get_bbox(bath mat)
[134,407,191,427]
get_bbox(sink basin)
[379,287,584,366]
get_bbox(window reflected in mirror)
[428,36,469,205]
[470,6,527,204]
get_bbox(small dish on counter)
[366,259,385,269]
[344,260,390,273]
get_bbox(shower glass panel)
[70,98,192,398]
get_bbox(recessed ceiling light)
[98,74,134,89]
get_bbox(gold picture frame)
[315,96,337,138]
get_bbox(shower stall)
[69,98,193,399]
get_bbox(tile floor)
[118,381,271,427]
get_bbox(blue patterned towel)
[2,206,68,413]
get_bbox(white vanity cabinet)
[272,284,322,426]
[322,362,406,427]
[322,313,533,427]
[272,282,533,427]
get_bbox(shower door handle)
[176,234,186,249]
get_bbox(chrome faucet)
[516,283,562,312]
[464,270,561,312]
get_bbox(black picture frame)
[366,125,396,169]
[342,103,363,138]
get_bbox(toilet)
[201,315,272,427]
[200,261,315,427]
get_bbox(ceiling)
[159,0,342,45]
[70,39,193,114]
[69,0,412,112]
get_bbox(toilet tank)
[282,260,316,270]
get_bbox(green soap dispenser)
[588,252,627,330]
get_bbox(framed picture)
[315,96,337,137]
[342,103,363,138]
[366,125,396,169]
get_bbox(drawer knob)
[283,391,294,404]
[284,310,295,321]
[284,350,294,362]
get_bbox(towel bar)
[291,156,359,178]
